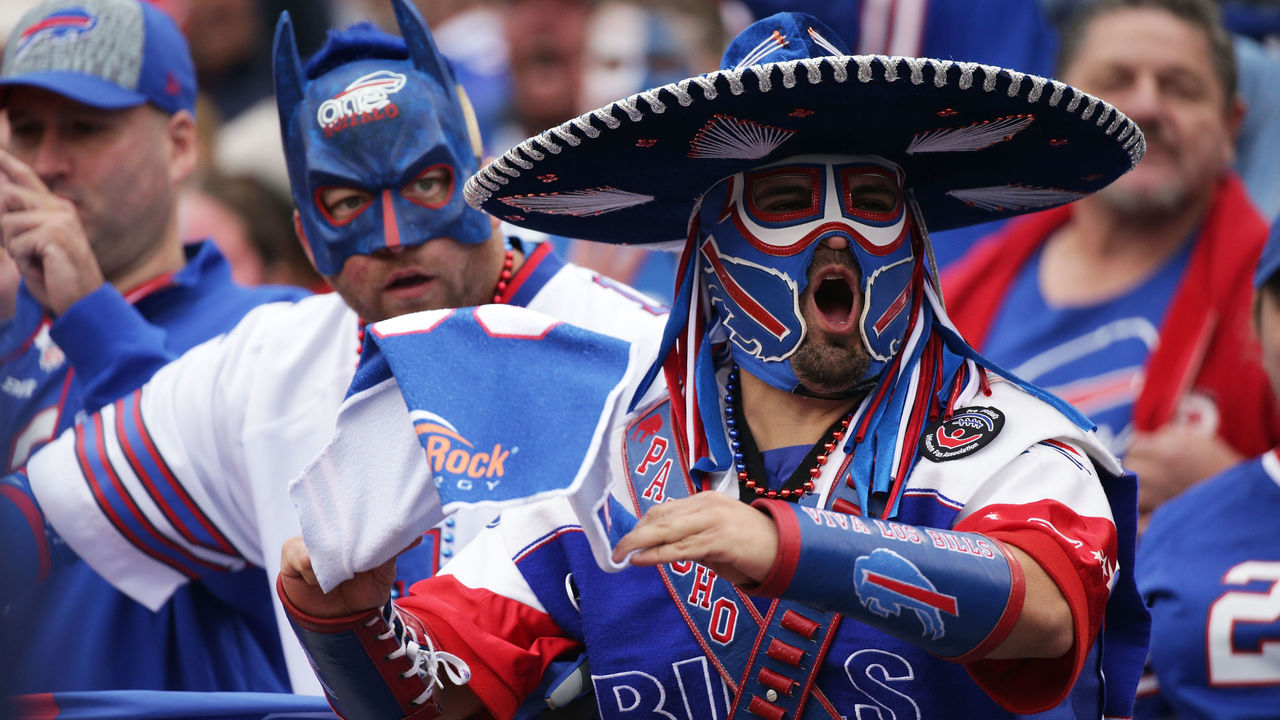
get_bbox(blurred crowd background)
[2,0,1277,302]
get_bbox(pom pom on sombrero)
[464,11,1144,245]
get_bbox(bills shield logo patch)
[918,407,1004,462]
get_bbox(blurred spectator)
[577,0,724,112]
[1133,217,1280,718]
[180,173,324,290]
[547,0,728,303]
[0,0,307,696]
[1039,0,1280,220]
[485,0,593,153]
[174,0,332,122]
[944,0,1280,531]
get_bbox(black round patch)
[918,407,1005,462]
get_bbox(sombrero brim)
[465,54,1144,245]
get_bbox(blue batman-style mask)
[273,0,490,276]
[698,155,915,393]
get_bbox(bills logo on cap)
[14,7,98,60]
[918,406,1005,462]
[316,69,406,137]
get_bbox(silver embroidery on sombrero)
[906,115,1035,154]
[687,114,795,160]
[463,55,1147,209]
[946,185,1085,212]
[499,187,655,216]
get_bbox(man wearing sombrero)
[278,11,1149,719]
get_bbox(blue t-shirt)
[760,444,811,493]
[981,240,1192,455]
[0,242,307,695]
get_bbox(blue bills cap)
[0,0,196,115]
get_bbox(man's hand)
[611,492,778,586]
[0,147,103,315]
[1126,425,1243,532]
[279,535,401,618]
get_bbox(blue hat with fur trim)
[1258,217,1280,289]
[464,11,1143,243]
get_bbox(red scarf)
[943,173,1280,458]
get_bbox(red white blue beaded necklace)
[724,366,854,501]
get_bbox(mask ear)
[391,0,460,104]
[272,11,306,137]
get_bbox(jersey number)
[9,406,59,471]
[1207,561,1280,685]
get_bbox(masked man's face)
[698,154,916,394]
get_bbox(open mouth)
[812,273,857,330]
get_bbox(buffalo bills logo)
[34,324,65,373]
[918,406,1005,462]
[316,70,407,137]
[700,236,804,363]
[854,548,956,639]
[14,8,97,59]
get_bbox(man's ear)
[293,209,318,269]
[166,108,199,184]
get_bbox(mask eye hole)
[839,166,902,221]
[746,166,821,223]
[315,186,373,226]
[402,163,455,209]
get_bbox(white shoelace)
[367,605,473,706]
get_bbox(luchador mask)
[698,154,916,393]
[273,0,489,276]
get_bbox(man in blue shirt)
[0,0,305,697]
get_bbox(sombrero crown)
[465,12,1145,244]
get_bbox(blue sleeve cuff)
[751,499,1024,661]
[49,285,173,413]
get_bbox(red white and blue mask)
[698,154,915,392]
[273,0,489,276]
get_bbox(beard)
[1096,175,1187,218]
[789,245,873,397]
[790,328,871,396]
[1096,127,1189,218]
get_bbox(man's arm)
[613,490,1068,659]
[19,322,262,609]
[613,438,1120,713]
[278,536,484,720]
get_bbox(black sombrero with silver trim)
[464,12,1143,243]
